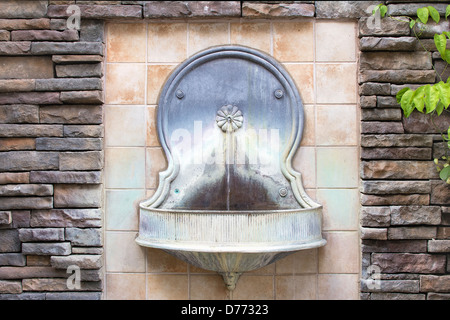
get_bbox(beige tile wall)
[104,19,360,300]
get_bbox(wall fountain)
[136,46,326,290]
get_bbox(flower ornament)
[216,105,243,132]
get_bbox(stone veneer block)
[0,138,35,151]
[242,2,315,18]
[0,1,48,19]
[372,253,446,274]
[0,211,12,225]
[48,4,142,19]
[51,254,102,270]
[0,184,52,196]
[0,56,53,79]
[31,42,103,55]
[36,137,102,151]
[144,1,240,18]
[0,151,59,172]
[0,92,61,105]
[22,242,71,256]
[59,151,103,171]
[53,184,102,208]
[65,228,102,247]
[31,209,102,228]
[315,1,380,19]
[0,105,39,124]
[40,104,102,124]
[0,18,50,31]
[19,228,64,242]
[30,171,101,184]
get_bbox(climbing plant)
[373,4,450,184]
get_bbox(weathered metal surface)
[136,46,326,290]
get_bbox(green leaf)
[396,87,410,104]
[434,33,447,57]
[424,84,439,113]
[436,81,450,108]
[372,4,381,15]
[412,86,426,112]
[446,4,450,20]
[379,5,388,18]
[436,102,445,116]
[428,6,440,24]
[417,7,429,24]
[444,31,450,39]
[409,19,417,29]
[400,89,415,117]
[442,50,450,64]
[439,165,450,181]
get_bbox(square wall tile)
[318,274,360,300]
[315,21,356,62]
[105,63,146,105]
[316,105,358,146]
[148,23,187,63]
[292,146,316,189]
[105,232,146,273]
[316,189,359,231]
[301,105,315,146]
[107,23,147,63]
[318,232,359,274]
[316,64,357,104]
[232,275,274,300]
[147,65,176,105]
[190,275,230,300]
[147,248,188,273]
[276,275,316,300]
[105,147,145,189]
[147,275,188,300]
[276,249,317,274]
[284,64,314,104]
[230,22,271,54]
[105,189,145,231]
[188,22,229,55]
[146,147,167,189]
[146,106,160,147]
[105,106,146,147]
[316,147,359,188]
[106,273,146,300]
[273,21,314,62]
